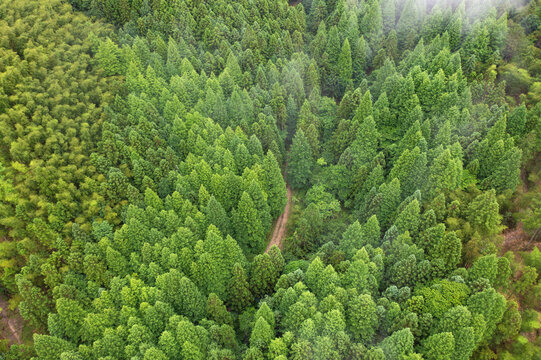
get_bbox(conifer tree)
[393,199,420,235]
[347,294,379,342]
[206,293,233,326]
[205,196,231,236]
[427,148,462,199]
[381,0,396,34]
[396,0,419,47]
[340,221,364,257]
[250,317,273,348]
[227,263,253,312]
[359,0,383,41]
[233,192,265,254]
[288,130,313,189]
[256,302,276,329]
[96,38,123,76]
[348,116,379,169]
[309,0,328,33]
[338,39,353,95]
[250,254,280,298]
[325,26,341,95]
[466,190,502,237]
[363,214,382,247]
[379,328,414,359]
[156,270,205,321]
[389,147,427,198]
[378,178,402,228]
[421,332,455,360]
[353,36,370,80]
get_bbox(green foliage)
[250,317,274,349]
[264,151,288,218]
[233,192,265,255]
[227,263,253,313]
[379,328,414,359]
[288,130,313,189]
[3,0,541,358]
[427,148,463,199]
[347,294,378,342]
[156,270,205,321]
[421,332,455,360]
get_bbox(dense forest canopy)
[0,0,540,358]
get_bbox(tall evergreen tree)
[338,39,353,95]
[227,263,253,312]
[288,130,313,189]
[233,192,265,254]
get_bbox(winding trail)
[265,185,292,252]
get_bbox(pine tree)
[226,263,253,312]
[427,148,462,200]
[359,0,383,41]
[96,38,123,76]
[378,178,401,228]
[250,317,273,349]
[205,196,231,236]
[381,0,396,34]
[263,151,287,218]
[246,179,272,233]
[250,254,280,298]
[347,294,379,342]
[379,328,414,359]
[353,36,370,80]
[466,190,502,237]
[338,39,353,95]
[393,199,420,235]
[325,26,341,96]
[233,192,265,254]
[309,0,328,33]
[340,221,364,257]
[288,130,313,189]
[421,332,455,360]
[348,116,379,169]
[396,0,419,48]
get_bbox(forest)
[0,0,540,358]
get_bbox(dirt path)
[265,185,292,252]
[0,295,23,345]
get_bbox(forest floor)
[0,295,23,345]
[502,222,527,253]
[502,166,541,255]
[265,185,292,252]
